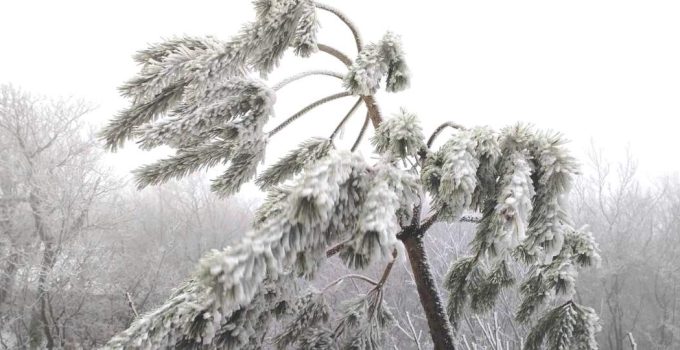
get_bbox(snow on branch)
[135,79,276,150]
[255,137,333,189]
[101,0,312,151]
[340,161,419,269]
[440,124,600,348]
[291,0,320,57]
[371,108,426,160]
[99,0,603,348]
[344,32,410,95]
[523,301,600,350]
[422,129,480,222]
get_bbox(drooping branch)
[272,70,344,91]
[377,249,398,287]
[315,2,363,51]
[267,91,352,136]
[323,274,379,292]
[351,112,370,151]
[427,121,466,148]
[318,43,353,66]
[317,43,385,128]
[330,98,363,140]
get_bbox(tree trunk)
[0,193,19,306]
[0,249,19,306]
[401,233,456,350]
[37,240,56,350]
[318,41,454,347]
[28,189,57,350]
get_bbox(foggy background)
[2,0,679,177]
[1,0,679,349]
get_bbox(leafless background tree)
[0,85,251,349]
[1,84,678,349]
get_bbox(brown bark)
[401,233,456,350]
[361,95,383,128]
[318,41,458,349]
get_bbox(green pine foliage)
[256,137,333,189]
[333,288,395,349]
[441,126,601,349]
[424,129,480,221]
[274,291,331,348]
[340,161,419,269]
[291,0,319,57]
[371,109,425,160]
[524,301,600,350]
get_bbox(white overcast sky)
[1,0,679,181]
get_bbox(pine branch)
[101,82,185,151]
[291,0,320,57]
[211,138,265,196]
[424,128,479,221]
[351,112,370,151]
[274,291,332,349]
[131,36,217,65]
[377,249,398,287]
[427,121,466,148]
[415,211,475,236]
[330,98,363,140]
[332,287,395,347]
[317,43,353,66]
[326,241,347,257]
[315,2,363,51]
[316,43,385,127]
[267,91,352,136]
[255,137,332,189]
[419,211,440,234]
[371,108,425,159]
[323,274,379,292]
[136,78,275,150]
[344,32,410,96]
[272,70,344,91]
[460,215,482,223]
[133,139,234,188]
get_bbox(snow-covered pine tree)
[100,1,601,349]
